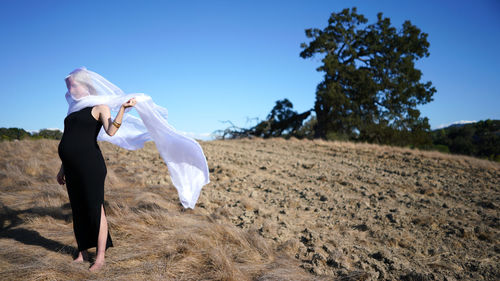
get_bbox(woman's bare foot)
[89,258,105,272]
[73,250,89,262]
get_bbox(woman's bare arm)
[98,105,123,137]
[98,98,136,137]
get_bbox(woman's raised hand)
[122,97,137,109]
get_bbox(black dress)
[58,106,113,252]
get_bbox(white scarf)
[65,67,210,209]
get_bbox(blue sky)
[1,0,499,141]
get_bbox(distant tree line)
[431,120,500,162]
[0,127,62,141]
[214,7,499,162]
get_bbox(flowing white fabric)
[64,66,210,209]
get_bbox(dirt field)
[0,137,498,280]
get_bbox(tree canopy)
[300,7,436,146]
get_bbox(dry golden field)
[0,137,498,280]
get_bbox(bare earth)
[0,137,498,280]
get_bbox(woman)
[56,67,210,272]
[57,70,137,271]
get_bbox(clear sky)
[1,0,499,141]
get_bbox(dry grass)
[0,137,499,280]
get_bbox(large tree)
[300,7,436,146]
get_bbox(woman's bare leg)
[73,249,89,262]
[89,204,107,272]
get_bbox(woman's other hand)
[57,169,66,185]
[122,97,137,108]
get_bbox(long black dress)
[58,106,113,252]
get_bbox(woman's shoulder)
[94,104,111,112]
[91,105,111,120]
